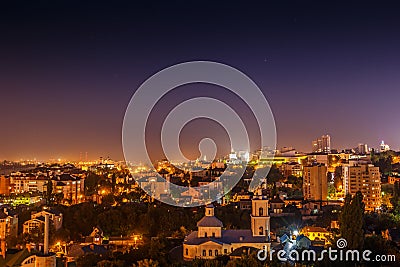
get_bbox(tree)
[76,253,102,267]
[85,172,102,195]
[391,181,400,214]
[339,192,364,250]
[97,260,125,267]
[46,178,53,205]
[225,253,262,267]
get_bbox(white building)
[183,192,270,260]
[380,141,390,152]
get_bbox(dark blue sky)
[0,1,399,161]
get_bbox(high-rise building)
[356,144,369,155]
[303,165,328,201]
[0,176,11,196]
[344,163,381,212]
[312,135,331,153]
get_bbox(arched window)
[212,232,215,237]
[215,250,218,256]
[185,248,188,255]
[203,250,206,256]
[209,250,212,256]
[259,226,264,235]
[259,207,264,216]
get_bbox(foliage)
[76,253,103,267]
[339,192,364,250]
[97,260,125,267]
[371,151,395,175]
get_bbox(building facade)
[23,209,63,234]
[0,176,11,196]
[345,164,381,211]
[0,209,18,239]
[183,195,270,260]
[312,135,331,154]
[303,165,328,201]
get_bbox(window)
[212,232,215,237]
[224,249,227,254]
[215,250,218,256]
[205,232,208,238]
[259,207,264,216]
[259,226,264,235]
[203,250,206,256]
[185,248,188,255]
[209,250,212,256]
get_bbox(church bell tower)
[251,188,270,239]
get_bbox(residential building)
[303,165,328,201]
[356,144,369,155]
[345,163,381,212]
[0,176,11,196]
[53,174,84,204]
[10,172,49,193]
[312,135,331,153]
[0,209,18,239]
[281,162,303,178]
[23,209,63,234]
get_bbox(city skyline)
[1,2,400,161]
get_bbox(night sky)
[1,1,400,161]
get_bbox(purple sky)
[0,1,399,161]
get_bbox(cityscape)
[1,1,400,267]
[1,136,400,266]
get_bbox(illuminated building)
[303,165,328,201]
[0,209,18,239]
[1,215,56,266]
[53,174,84,204]
[380,140,390,152]
[10,172,48,193]
[0,176,11,196]
[183,193,270,260]
[345,163,381,212]
[356,143,369,155]
[23,209,63,234]
[300,226,331,245]
[312,134,331,153]
[280,162,303,178]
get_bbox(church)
[183,193,271,260]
